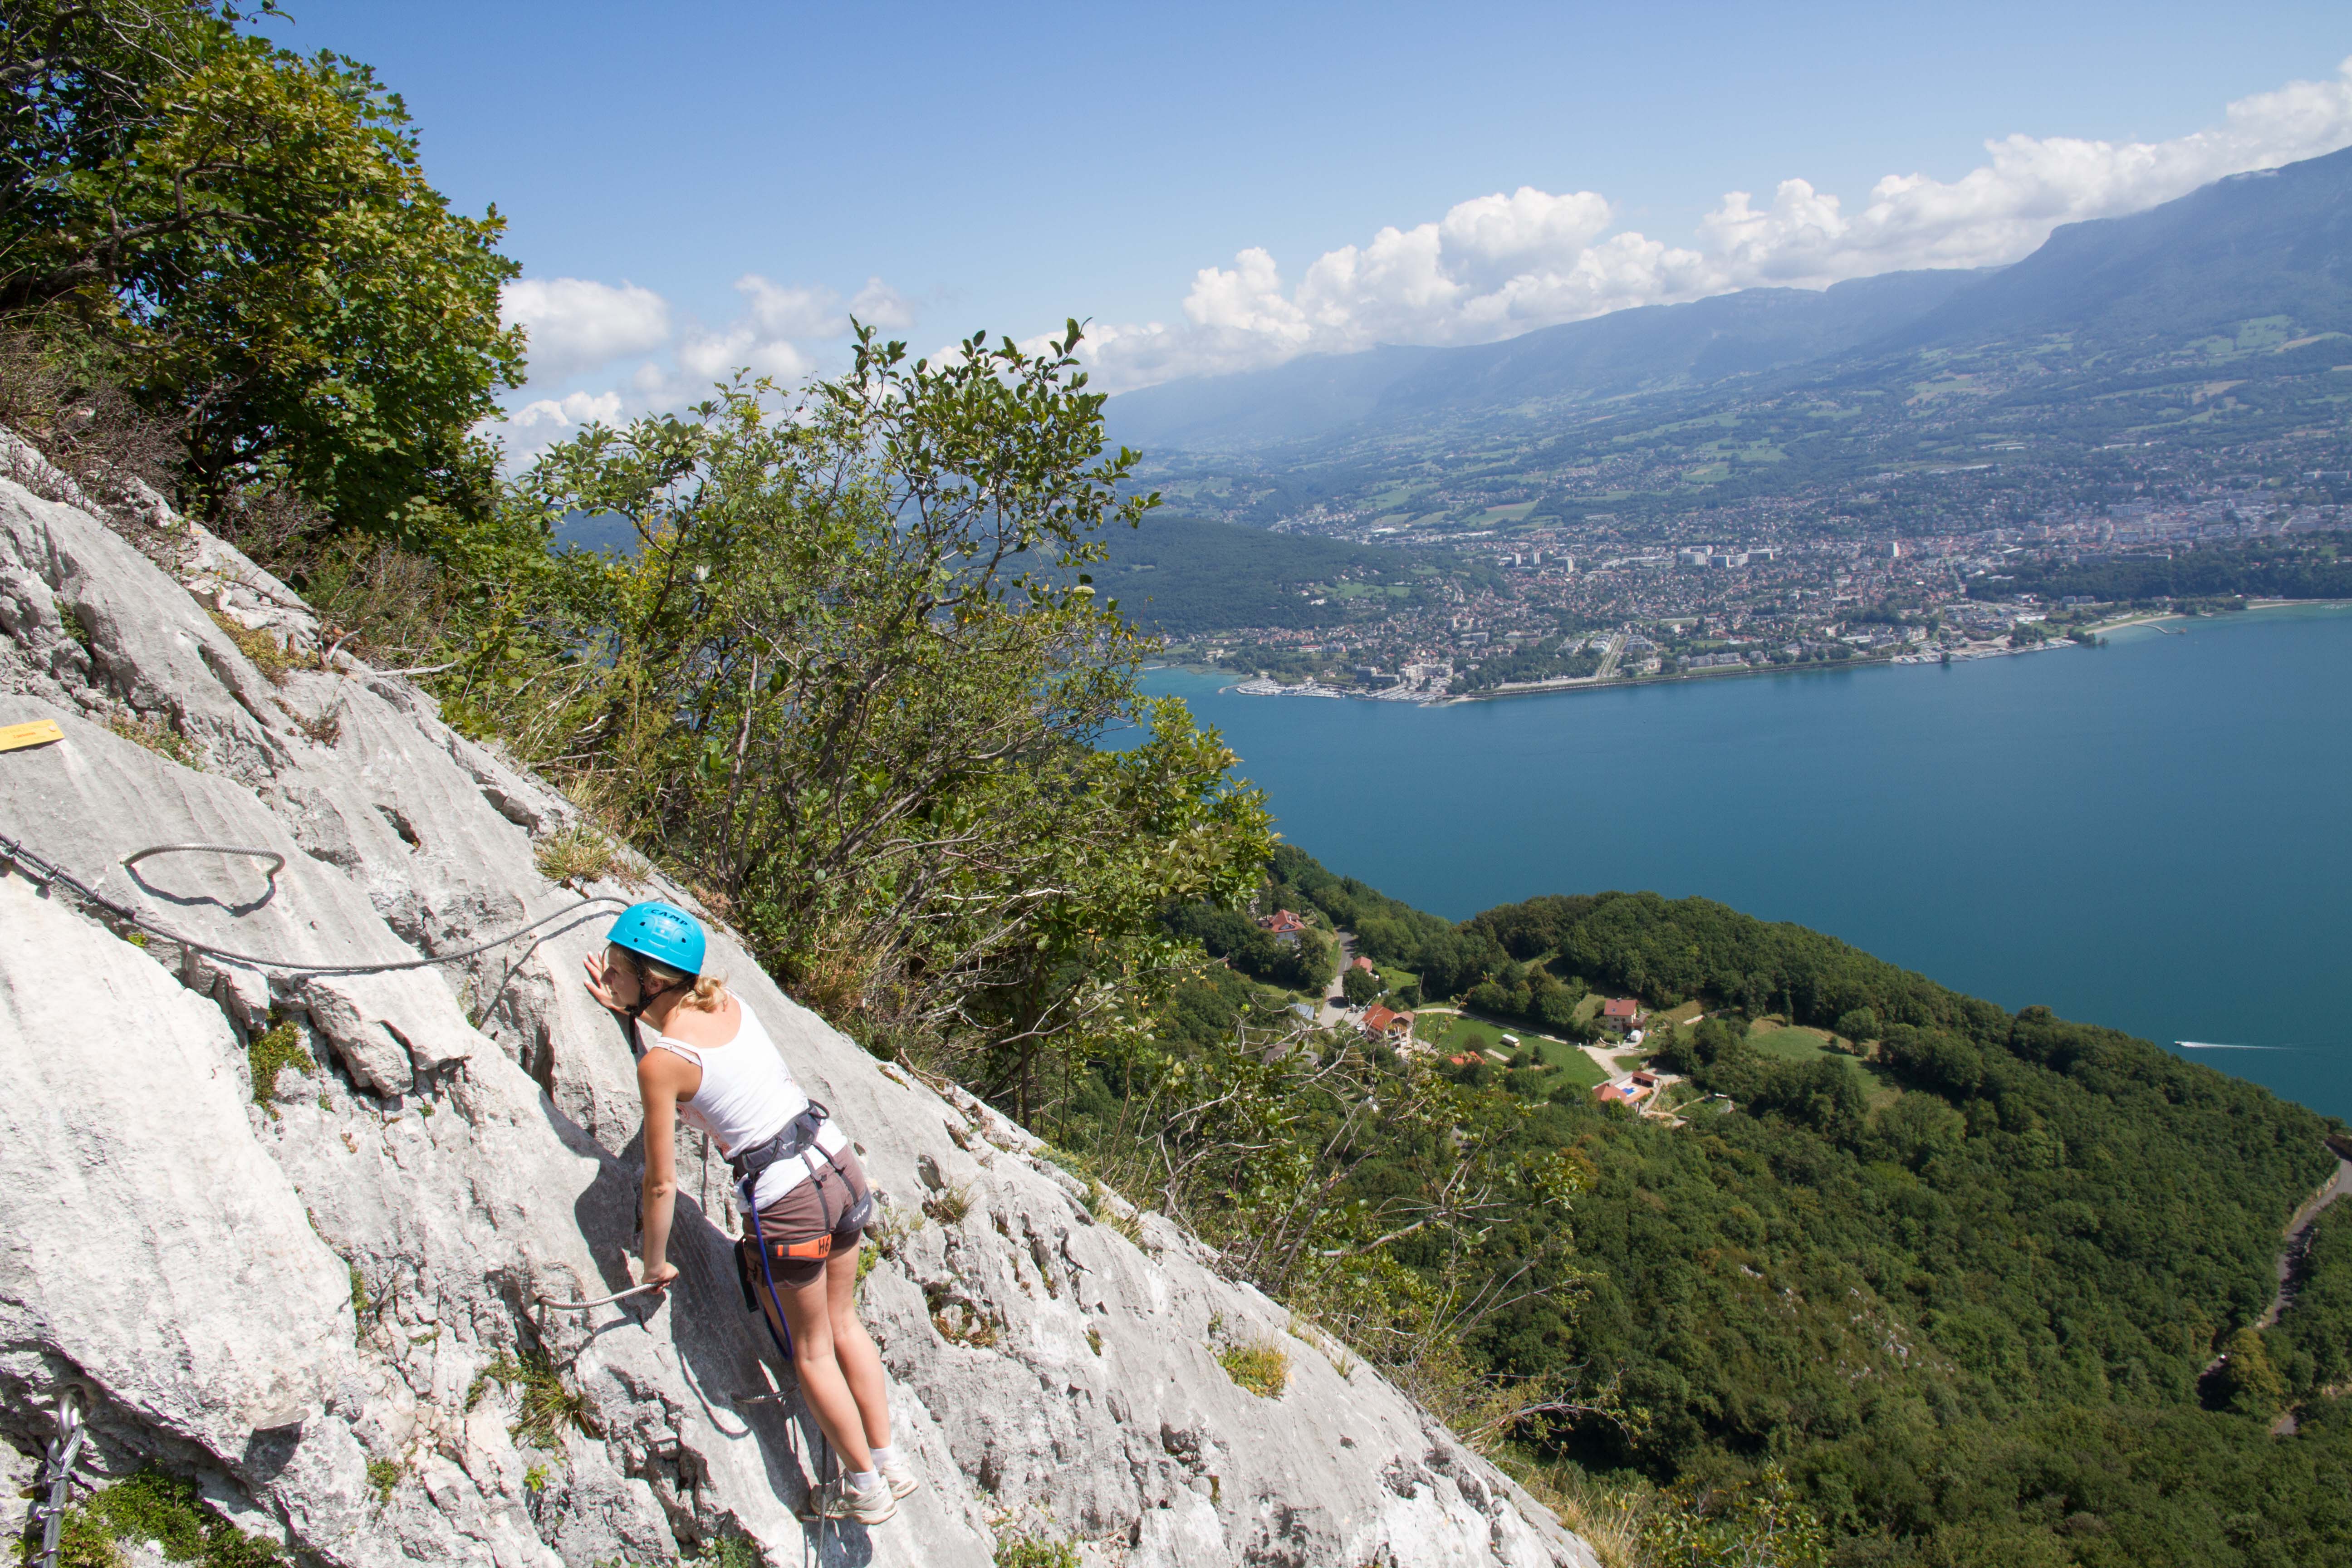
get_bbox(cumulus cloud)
[498,271,921,458]
[502,278,671,382]
[510,389,625,433]
[1080,55,2352,391]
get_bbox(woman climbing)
[583,900,914,1526]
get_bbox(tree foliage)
[0,0,523,535]
[442,327,1270,1114]
[1168,855,2352,1563]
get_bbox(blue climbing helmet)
[606,901,706,977]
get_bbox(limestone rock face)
[0,456,1595,1568]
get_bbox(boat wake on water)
[2176,1040,2299,1051]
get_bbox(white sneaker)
[877,1454,921,1499]
[795,1475,897,1525]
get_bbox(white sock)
[847,1468,882,1494]
[870,1443,899,1468]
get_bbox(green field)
[1746,1024,1838,1061]
[1419,1012,1610,1093]
[1746,1022,1898,1107]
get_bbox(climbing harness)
[28,1387,84,1568]
[0,826,626,976]
[733,1107,879,1364]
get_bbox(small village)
[1250,905,1706,1122]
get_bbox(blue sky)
[256,3,2352,431]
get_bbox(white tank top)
[636,1003,848,1210]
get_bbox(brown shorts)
[739,1146,870,1292]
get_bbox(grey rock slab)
[0,868,355,1460]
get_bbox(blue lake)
[1142,606,2352,1123]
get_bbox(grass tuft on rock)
[108,711,201,769]
[993,1534,1080,1568]
[1216,1340,1289,1398]
[247,1019,314,1111]
[468,1348,598,1448]
[38,1469,289,1568]
[363,1458,402,1509]
[208,612,294,684]
[532,823,631,887]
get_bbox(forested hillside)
[1085,514,1476,637]
[1971,531,2352,604]
[1153,859,2352,1566]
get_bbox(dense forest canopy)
[1156,854,2352,1565]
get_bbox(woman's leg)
[758,1271,873,1473]
[825,1243,892,1449]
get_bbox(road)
[2205,1151,2352,1433]
[1593,631,1626,680]
[1315,929,1358,1029]
[2259,1156,2352,1329]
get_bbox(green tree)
[453,324,1270,1117]
[2217,1325,2286,1416]
[1341,964,1382,1007]
[0,0,523,536]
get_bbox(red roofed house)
[1600,997,1642,1032]
[1448,1052,1484,1068]
[1258,909,1307,943]
[1594,1077,1654,1106]
[1351,956,1375,973]
[1360,1004,1415,1039]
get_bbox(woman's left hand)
[582,952,625,1014]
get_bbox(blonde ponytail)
[637,955,730,1012]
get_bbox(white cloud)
[850,276,917,331]
[499,270,920,459]
[1082,55,2352,391]
[510,389,625,432]
[502,278,671,382]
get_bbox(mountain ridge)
[1108,143,2352,466]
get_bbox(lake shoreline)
[1187,598,2352,707]
[1141,604,2352,1120]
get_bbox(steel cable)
[0,826,626,975]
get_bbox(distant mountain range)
[1107,144,2352,463]
[1107,268,1993,453]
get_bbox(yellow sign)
[0,719,64,754]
